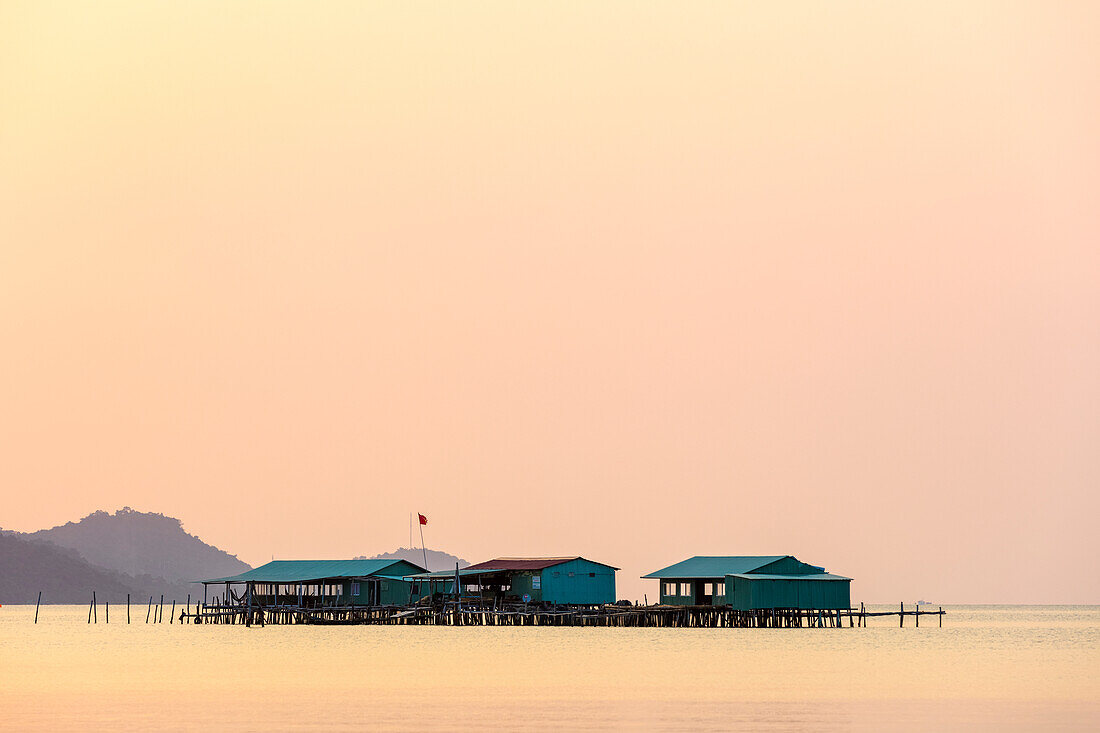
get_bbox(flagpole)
[419,519,428,571]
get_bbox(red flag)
[418,513,427,526]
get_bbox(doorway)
[695,579,713,605]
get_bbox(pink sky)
[1,2,1097,603]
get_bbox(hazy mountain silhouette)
[0,532,172,604]
[1,509,471,604]
[27,508,250,584]
[358,547,469,572]
[0,508,251,603]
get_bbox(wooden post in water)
[93,591,97,623]
[127,594,131,624]
[900,601,904,627]
[35,591,41,623]
[88,594,93,623]
[170,600,176,624]
[939,606,943,628]
[158,595,164,623]
[106,600,109,624]
[146,596,153,623]
[186,594,190,624]
[916,604,920,627]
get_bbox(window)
[716,582,725,596]
[351,582,360,597]
[568,572,575,577]
[532,575,542,589]
[589,572,595,578]
[680,583,690,597]
[704,583,713,595]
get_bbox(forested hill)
[27,508,250,584]
[0,533,148,603]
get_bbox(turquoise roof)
[641,556,787,579]
[200,559,424,584]
[728,572,851,582]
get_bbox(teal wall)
[344,577,418,606]
[339,560,430,606]
[539,559,616,605]
[725,574,850,610]
[659,579,689,605]
[507,570,542,603]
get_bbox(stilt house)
[642,555,851,610]
[406,556,618,605]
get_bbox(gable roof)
[465,556,620,571]
[641,556,788,579]
[200,558,425,584]
[728,572,851,582]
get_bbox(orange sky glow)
[1,2,1097,603]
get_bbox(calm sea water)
[1,604,1096,731]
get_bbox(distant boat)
[917,600,934,606]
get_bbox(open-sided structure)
[200,558,428,607]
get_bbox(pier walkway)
[185,600,944,628]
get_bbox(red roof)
[465,557,581,571]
